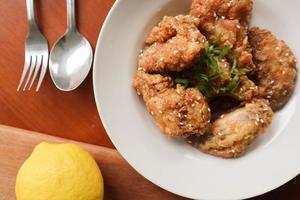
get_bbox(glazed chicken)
[138,15,207,73]
[187,99,273,158]
[249,27,297,110]
[133,71,211,137]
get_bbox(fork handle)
[67,0,77,31]
[26,0,37,26]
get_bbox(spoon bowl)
[49,0,93,91]
[50,31,93,91]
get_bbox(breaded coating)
[190,0,253,26]
[134,71,211,137]
[203,19,241,48]
[138,15,207,73]
[187,99,273,158]
[231,79,258,101]
[203,19,255,72]
[249,27,297,110]
[133,70,174,101]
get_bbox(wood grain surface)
[0,125,184,200]
[0,1,299,200]
[0,0,114,148]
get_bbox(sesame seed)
[191,104,195,107]
[179,122,184,126]
[208,108,211,112]
[137,91,141,95]
[260,119,264,123]
[178,113,182,118]
[266,95,272,99]
[221,16,225,19]
[275,47,280,51]
[217,132,223,136]
[231,149,236,153]
[285,53,289,56]
[220,114,225,119]
[159,110,163,114]
[255,121,259,126]
[236,25,241,29]
[282,71,286,75]
[159,57,164,62]
[173,50,179,55]
[187,140,192,144]
[188,124,193,128]
[150,111,154,115]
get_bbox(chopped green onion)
[198,74,209,82]
[219,47,230,59]
[224,75,241,92]
[212,33,222,44]
[196,84,210,97]
[174,78,190,88]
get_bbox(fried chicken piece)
[190,0,255,72]
[138,15,207,73]
[134,71,211,137]
[203,19,255,72]
[187,99,273,158]
[190,0,253,26]
[249,27,297,110]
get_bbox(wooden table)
[0,1,299,199]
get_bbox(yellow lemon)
[15,142,104,200]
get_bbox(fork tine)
[17,54,32,91]
[23,55,37,91]
[36,52,48,92]
[28,55,42,90]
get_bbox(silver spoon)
[49,0,93,91]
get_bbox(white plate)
[93,0,300,199]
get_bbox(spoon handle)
[67,0,76,31]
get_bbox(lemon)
[15,142,104,200]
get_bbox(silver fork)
[17,0,48,91]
